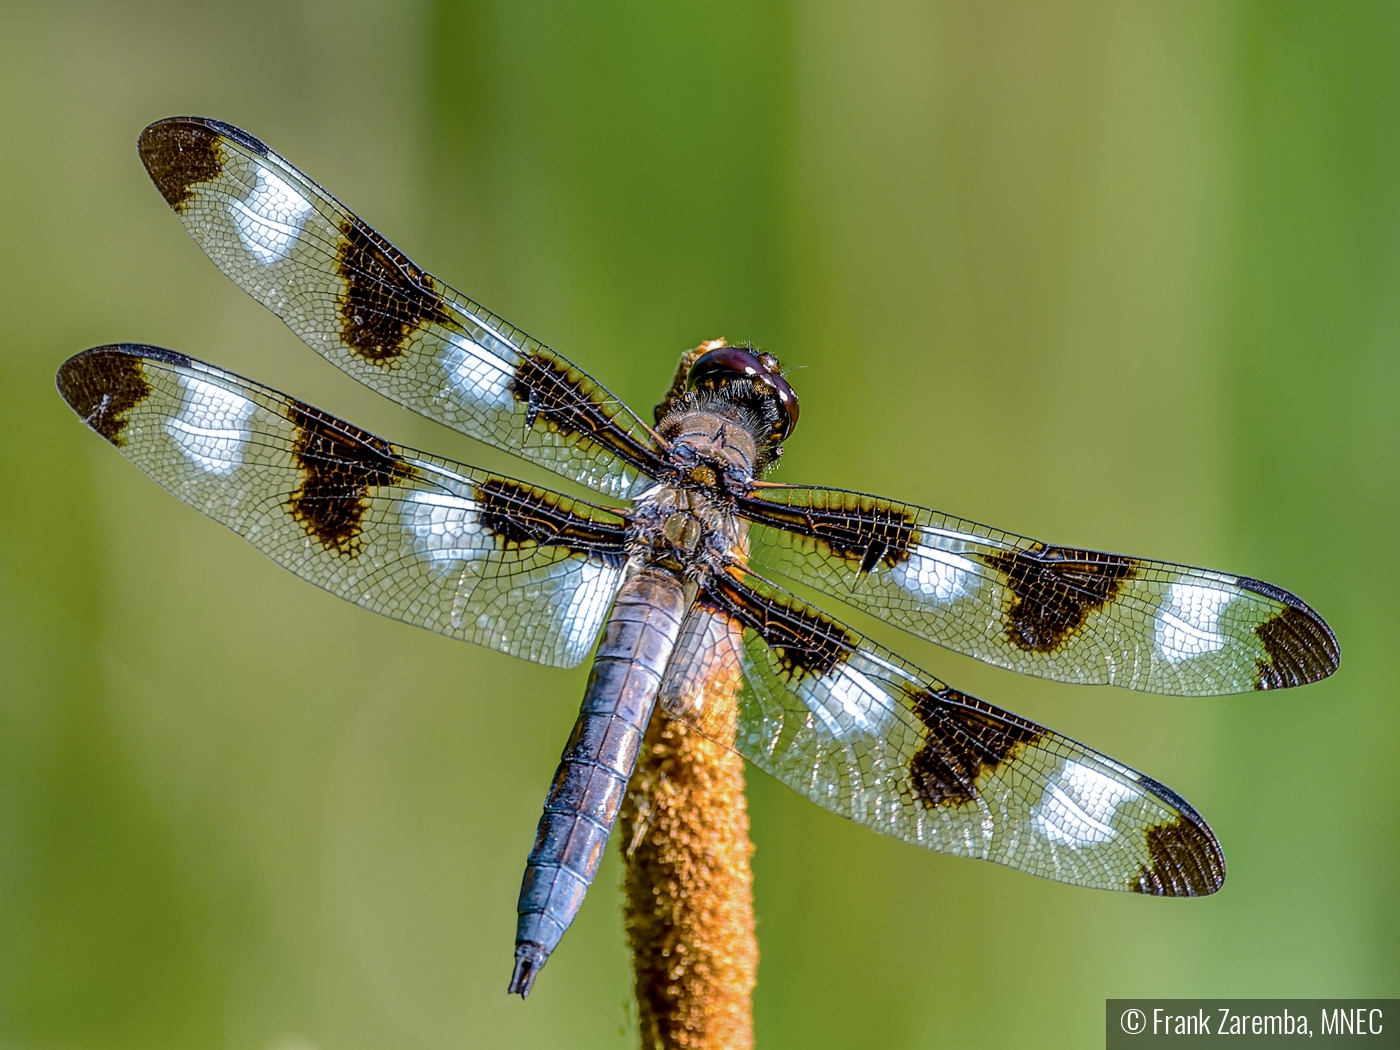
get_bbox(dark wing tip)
[1130,776,1226,897]
[57,344,188,446]
[1237,576,1341,689]
[138,115,269,156]
[136,116,268,212]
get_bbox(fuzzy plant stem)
[619,713,758,1049]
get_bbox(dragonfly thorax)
[658,408,760,489]
[628,464,741,578]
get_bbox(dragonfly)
[57,117,1340,998]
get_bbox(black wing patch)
[702,571,857,680]
[907,688,1045,809]
[138,117,267,213]
[977,545,1140,654]
[475,478,628,568]
[336,217,457,365]
[287,402,415,556]
[56,347,157,446]
[735,490,917,572]
[1253,602,1340,690]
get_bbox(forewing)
[57,344,630,668]
[659,568,1224,896]
[737,486,1338,696]
[135,117,665,498]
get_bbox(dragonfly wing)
[136,116,667,498]
[58,344,631,668]
[737,486,1337,696]
[658,567,1225,895]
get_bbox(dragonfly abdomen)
[509,566,688,997]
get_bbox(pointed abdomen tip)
[508,943,548,998]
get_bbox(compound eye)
[687,346,800,442]
[765,371,799,442]
[687,347,766,389]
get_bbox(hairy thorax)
[629,409,757,577]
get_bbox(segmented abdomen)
[509,566,688,996]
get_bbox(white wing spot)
[809,663,894,739]
[559,561,622,663]
[890,529,977,604]
[402,490,488,564]
[1155,582,1233,663]
[165,375,256,475]
[229,167,314,265]
[1034,759,1140,847]
[442,334,514,409]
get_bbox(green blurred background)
[1,1,1396,1046]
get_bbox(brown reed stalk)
[620,714,757,1049]
[619,337,758,1047]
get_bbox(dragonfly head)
[686,345,799,446]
